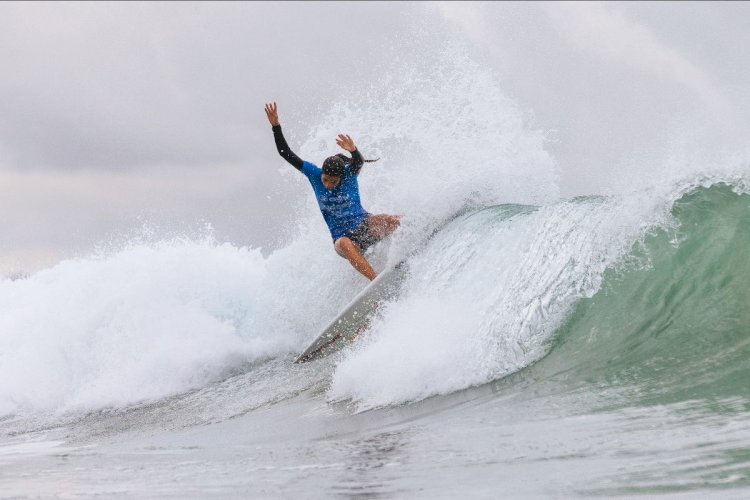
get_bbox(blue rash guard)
[301,161,369,240]
[270,124,369,241]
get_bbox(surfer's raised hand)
[264,102,280,126]
[336,134,356,152]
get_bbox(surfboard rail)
[294,260,408,363]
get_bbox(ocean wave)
[329,181,750,409]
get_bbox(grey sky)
[1,2,749,274]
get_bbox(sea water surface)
[2,50,750,498]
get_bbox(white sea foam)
[0,240,251,414]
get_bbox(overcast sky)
[1,2,749,275]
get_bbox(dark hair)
[322,153,380,177]
[322,155,346,177]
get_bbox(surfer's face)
[321,174,341,190]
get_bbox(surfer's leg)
[334,237,377,281]
[366,214,401,239]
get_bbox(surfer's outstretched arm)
[264,102,303,171]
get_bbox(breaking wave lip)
[328,179,750,411]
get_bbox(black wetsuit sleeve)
[349,148,365,175]
[272,125,304,171]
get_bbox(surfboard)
[294,259,409,363]
[294,207,475,364]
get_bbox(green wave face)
[546,183,750,407]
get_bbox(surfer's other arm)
[264,102,303,171]
[337,136,378,175]
[339,135,365,175]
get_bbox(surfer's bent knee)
[334,237,355,257]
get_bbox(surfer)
[264,102,400,281]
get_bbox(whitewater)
[2,50,750,498]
